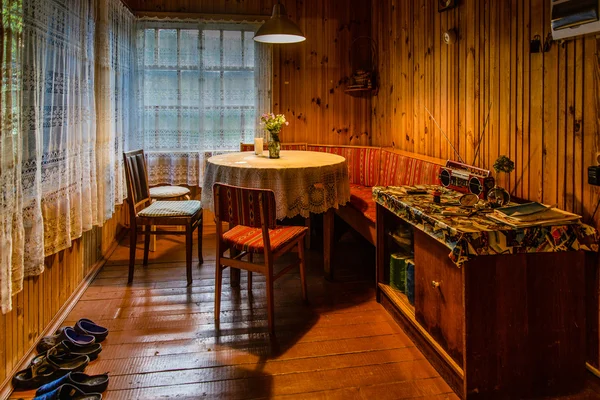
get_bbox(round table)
[202,150,351,220]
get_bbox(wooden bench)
[307,145,445,279]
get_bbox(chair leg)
[266,269,275,335]
[215,264,223,323]
[304,216,311,249]
[186,224,193,286]
[128,224,137,284]
[197,213,203,264]
[143,225,151,267]
[298,239,308,303]
[247,253,253,292]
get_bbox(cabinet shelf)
[379,283,463,378]
[344,87,376,97]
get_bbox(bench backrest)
[307,145,443,187]
[379,148,443,187]
[308,145,381,186]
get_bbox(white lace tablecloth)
[202,151,351,219]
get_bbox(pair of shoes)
[50,341,103,362]
[12,353,89,391]
[37,319,108,353]
[35,372,108,397]
[37,327,95,354]
[33,383,102,399]
[74,319,108,343]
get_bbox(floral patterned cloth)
[373,185,599,266]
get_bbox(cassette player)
[439,160,495,198]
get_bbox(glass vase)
[486,185,510,207]
[268,132,281,159]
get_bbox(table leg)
[323,208,334,281]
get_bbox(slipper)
[36,372,109,396]
[12,354,89,391]
[33,383,102,400]
[74,319,108,343]
[37,327,95,353]
[50,341,103,361]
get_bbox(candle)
[254,138,263,155]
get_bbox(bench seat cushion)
[349,184,376,223]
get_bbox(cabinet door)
[414,230,464,367]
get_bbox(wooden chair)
[213,183,308,334]
[239,142,308,152]
[240,142,312,248]
[147,186,191,252]
[123,149,203,285]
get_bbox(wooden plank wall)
[123,0,373,145]
[0,206,125,387]
[371,0,600,367]
[371,0,600,215]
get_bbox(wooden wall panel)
[372,0,600,367]
[0,206,125,389]
[371,0,600,214]
[124,0,372,146]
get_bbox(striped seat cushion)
[138,200,201,217]
[223,225,308,253]
[149,185,190,199]
[349,184,377,223]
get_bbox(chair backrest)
[213,183,277,229]
[123,149,152,215]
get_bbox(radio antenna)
[472,102,493,166]
[424,106,465,164]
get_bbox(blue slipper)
[37,327,95,353]
[36,372,109,396]
[74,319,108,343]
[33,383,102,399]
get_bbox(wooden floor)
[10,220,600,399]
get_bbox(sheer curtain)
[95,0,136,224]
[134,20,272,187]
[1,0,25,313]
[21,0,97,276]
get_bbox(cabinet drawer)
[414,230,464,367]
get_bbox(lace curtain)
[133,21,272,187]
[20,0,98,277]
[95,0,136,224]
[16,0,134,285]
[0,0,25,314]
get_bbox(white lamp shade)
[254,3,306,44]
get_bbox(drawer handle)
[431,280,441,289]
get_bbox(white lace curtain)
[133,20,272,187]
[95,0,136,224]
[20,0,98,277]
[1,0,25,314]
[0,0,135,313]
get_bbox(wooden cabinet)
[376,203,586,399]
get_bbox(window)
[138,23,259,153]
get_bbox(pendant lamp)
[254,2,306,44]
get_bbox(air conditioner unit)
[551,0,600,40]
